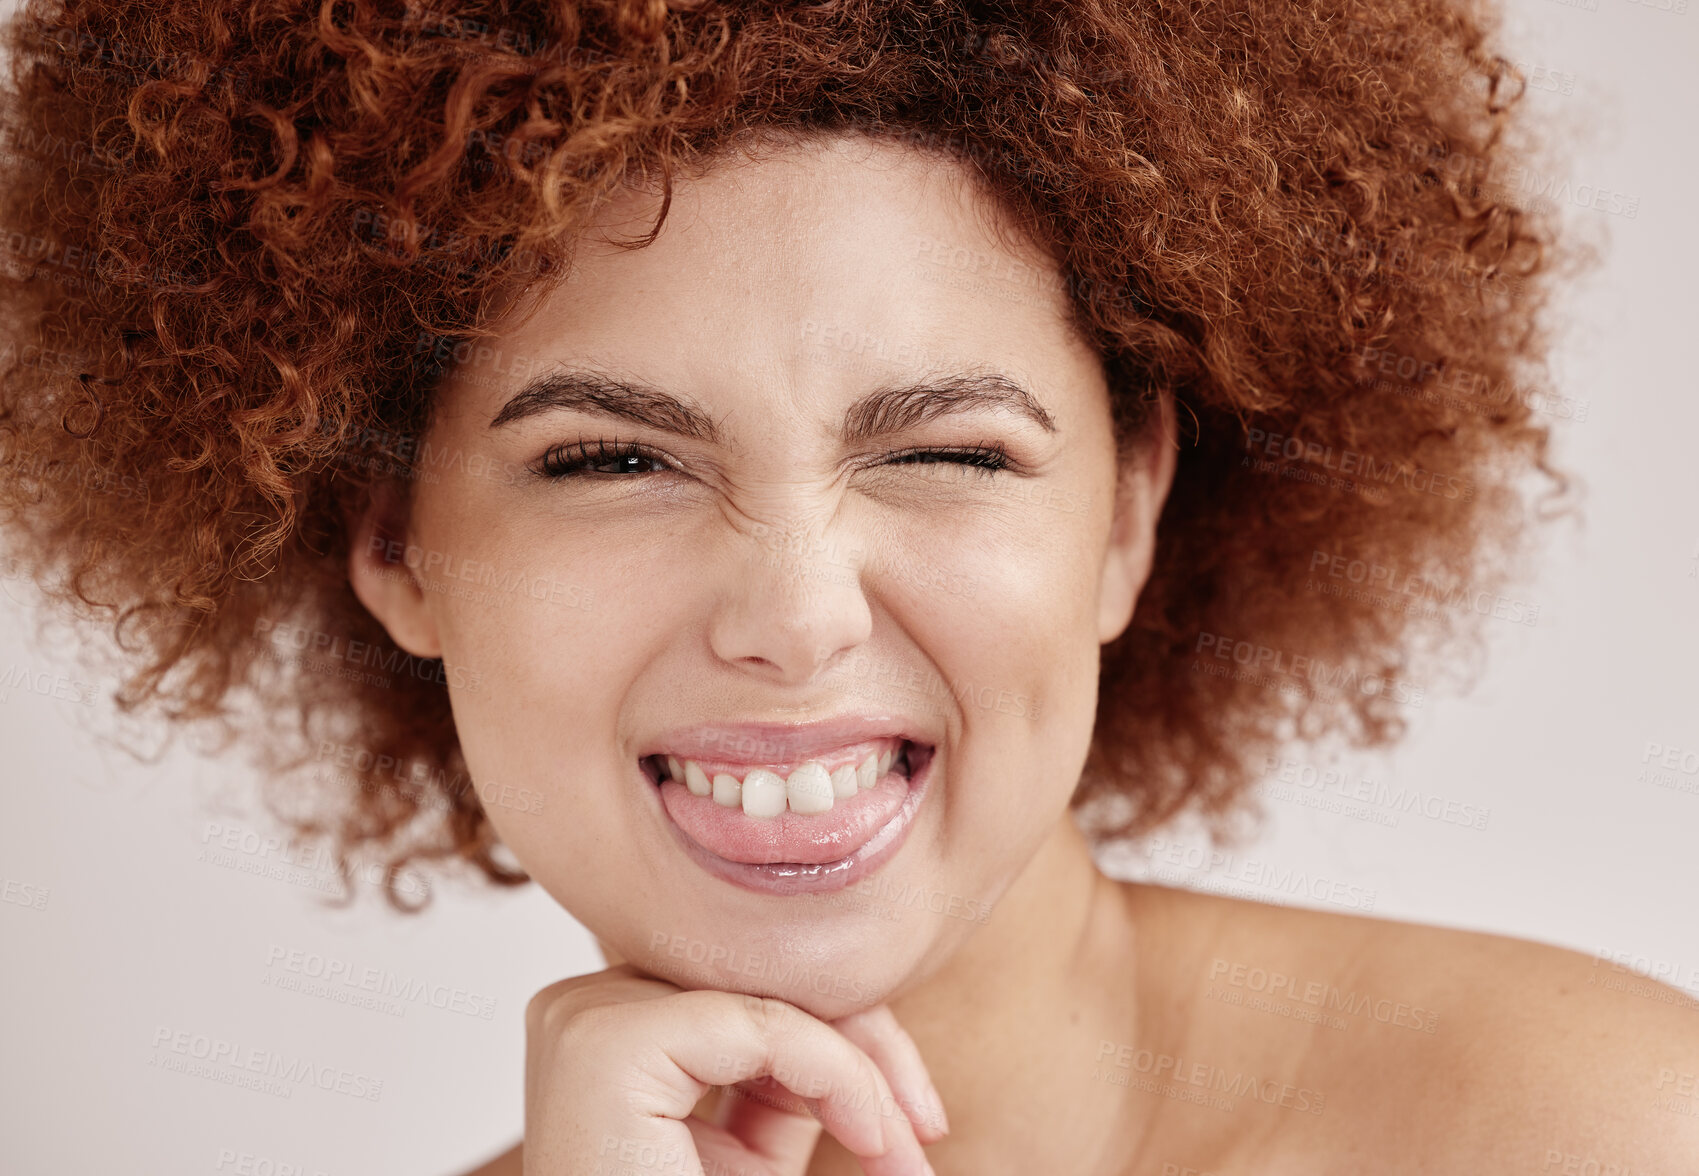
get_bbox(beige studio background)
[2,0,1697,1172]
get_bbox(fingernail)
[927,1082,950,1134]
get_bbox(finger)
[633,990,933,1176]
[703,1077,825,1172]
[829,1005,949,1143]
[527,963,682,1025]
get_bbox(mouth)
[637,738,937,896]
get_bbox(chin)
[618,904,938,1018]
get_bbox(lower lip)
[647,746,936,896]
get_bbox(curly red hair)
[0,0,1573,907]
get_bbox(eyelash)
[534,438,1014,479]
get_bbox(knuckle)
[522,983,565,1035]
[525,981,611,1044]
[558,1002,622,1044]
[740,992,790,1038]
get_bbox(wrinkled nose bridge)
[738,511,865,578]
[721,479,856,568]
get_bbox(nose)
[708,520,874,683]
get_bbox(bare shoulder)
[1129,882,1699,1174]
[1360,909,1699,1170]
[454,1142,521,1176]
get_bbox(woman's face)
[353,133,1174,1019]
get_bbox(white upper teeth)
[742,768,787,818]
[785,762,834,814]
[661,747,900,817]
[830,764,859,799]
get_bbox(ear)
[1096,392,1179,644]
[346,480,444,660]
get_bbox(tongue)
[658,772,910,865]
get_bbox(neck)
[881,812,1142,1171]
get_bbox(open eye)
[535,438,674,479]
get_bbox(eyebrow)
[487,367,1058,441]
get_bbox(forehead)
[441,132,1101,423]
[576,131,1062,283]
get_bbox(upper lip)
[640,713,936,767]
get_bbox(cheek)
[875,498,1102,716]
[416,566,635,865]
[417,498,642,707]
[875,506,1105,857]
